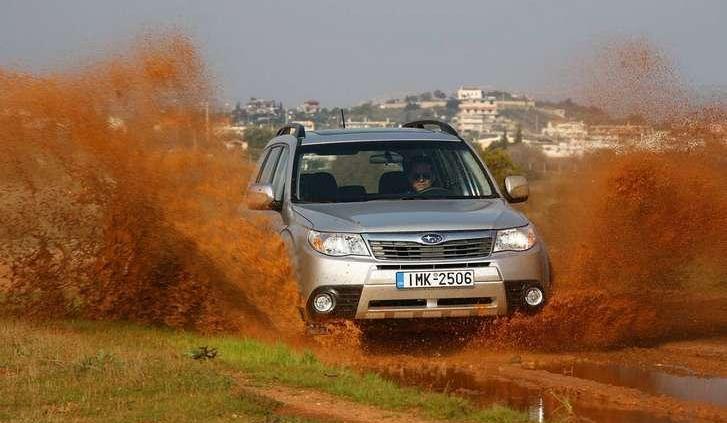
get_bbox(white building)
[542,121,588,140]
[456,86,484,100]
[345,118,394,128]
[419,100,447,109]
[538,107,567,118]
[497,99,536,110]
[473,133,507,149]
[378,100,407,110]
[298,100,320,115]
[539,141,588,158]
[456,96,499,133]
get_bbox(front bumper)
[357,263,504,319]
[297,242,549,320]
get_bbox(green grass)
[0,320,315,423]
[0,319,529,423]
[205,337,524,422]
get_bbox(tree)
[514,125,523,144]
[419,92,433,102]
[498,129,509,149]
[479,147,521,189]
[403,102,421,112]
[403,103,422,123]
[243,126,276,150]
[445,99,459,113]
[433,89,447,100]
[230,102,246,125]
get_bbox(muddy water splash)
[480,39,727,351]
[0,32,303,335]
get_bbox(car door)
[254,145,288,233]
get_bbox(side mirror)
[504,175,529,203]
[246,183,275,210]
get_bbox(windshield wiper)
[399,195,439,200]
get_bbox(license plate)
[395,270,475,289]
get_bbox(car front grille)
[368,237,493,261]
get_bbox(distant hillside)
[536,99,615,125]
[498,108,563,133]
[535,99,651,126]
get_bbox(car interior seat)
[300,172,338,202]
[338,185,366,201]
[378,171,409,195]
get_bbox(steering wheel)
[417,186,450,196]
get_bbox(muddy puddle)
[540,361,727,408]
[371,365,686,423]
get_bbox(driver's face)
[408,162,433,192]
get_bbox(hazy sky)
[1,1,725,107]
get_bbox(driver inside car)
[407,156,435,193]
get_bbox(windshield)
[292,141,497,203]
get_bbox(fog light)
[523,287,544,307]
[312,293,335,313]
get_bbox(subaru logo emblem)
[421,233,444,244]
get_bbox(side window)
[271,147,289,202]
[254,148,272,182]
[460,149,493,196]
[257,146,282,183]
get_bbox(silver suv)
[246,121,550,322]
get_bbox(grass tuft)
[186,345,219,360]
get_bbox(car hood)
[292,199,528,233]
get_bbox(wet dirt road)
[326,334,727,423]
[311,305,727,423]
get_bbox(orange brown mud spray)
[477,38,727,351]
[0,32,303,336]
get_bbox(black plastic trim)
[376,262,490,271]
[276,123,306,138]
[402,120,461,138]
[437,297,493,306]
[307,285,363,319]
[504,280,545,313]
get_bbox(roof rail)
[402,120,460,138]
[276,123,306,138]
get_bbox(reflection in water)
[370,365,681,423]
[528,397,545,423]
[541,362,727,407]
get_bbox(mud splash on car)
[0,31,303,336]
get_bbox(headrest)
[378,171,409,195]
[300,172,338,202]
[338,185,366,201]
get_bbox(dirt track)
[309,295,727,422]
[320,336,726,423]
[235,375,436,423]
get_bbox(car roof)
[301,127,461,145]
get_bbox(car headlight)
[493,224,536,252]
[308,230,369,257]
